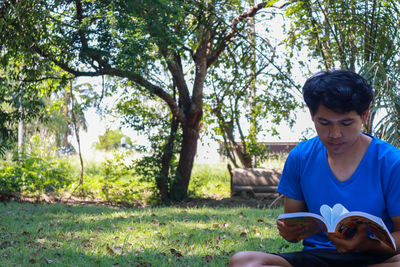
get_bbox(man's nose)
[329,124,342,138]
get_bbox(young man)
[228,70,400,267]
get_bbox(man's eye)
[319,121,329,126]
[342,122,353,126]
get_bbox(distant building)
[261,142,298,154]
[218,141,298,160]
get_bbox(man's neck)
[327,134,372,182]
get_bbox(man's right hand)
[277,219,306,243]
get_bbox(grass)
[259,153,287,170]
[188,155,288,200]
[0,153,294,265]
[0,201,301,266]
[189,164,231,199]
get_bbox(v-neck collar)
[322,135,375,185]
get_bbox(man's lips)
[327,141,345,148]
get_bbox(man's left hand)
[327,224,379,253]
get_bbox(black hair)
[302,70,374,115]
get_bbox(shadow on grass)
[0,201,299,266]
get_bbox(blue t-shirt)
[277,135,400,251]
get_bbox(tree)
[360,62,400,148]
[0,0,284,201]
[94,128,133,151]
[68,80,89,185]
[0,59,47,157]
[284,0,400,140]
[204,5,299,168]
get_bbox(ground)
[15,193,284,209]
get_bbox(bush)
[0,154,73,198]
[21,155,72,195]
[0,162,23,199]
[70,151,158,205]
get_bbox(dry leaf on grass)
[170,248,183,257]
[203,254,213,262]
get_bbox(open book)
[277,203,396,251]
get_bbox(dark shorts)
[278,249,394,267]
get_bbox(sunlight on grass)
[0,153,293,265]
[189,163,231,199]
[0,201,301,266]
[259,153,288,170]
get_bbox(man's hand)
[277,196,308,243]
[277,219,306,243]
[327,224,379,253]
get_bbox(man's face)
[311,105,368,155]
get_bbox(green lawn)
[0,201,301,266]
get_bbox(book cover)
[277,203,396,251]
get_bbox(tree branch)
[32,44,186,126]
[74,0,88,50]
[316,1,346,67]
[303,2,332,70]
[107,68,187,126]
[207,1,288,67]
[162,49,191,109]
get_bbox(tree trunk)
[70,83,84,185]
[75,127,84,185]
[157,117,179,202]
[226,120,252,168]
[220,113,252,168]
[169,121,199,201]
[248,0,256,168]
[63,89,71,148]
[167,24,207,200]
[237,149,253,168]
[18,96,23,160]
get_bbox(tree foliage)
[0,0,284,201]
[286,0,400,70]
[284,0,400,143]
[94,128,133,151]
[204,7,299,168]
[360,62,400,147]
[0,59,49,156]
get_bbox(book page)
[320,203,349,232]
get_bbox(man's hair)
[302,69,374,115]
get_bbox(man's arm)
[276,196,308,242]
[283,196,307,213]
[328,216,400,255]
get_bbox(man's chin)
[326,142,346,154]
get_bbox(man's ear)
[362,108,370,124]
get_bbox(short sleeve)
[277,146,304,201]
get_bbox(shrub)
[0,161,23,199]
[0,154,73,198]
[70,151,158,205]
[20,155,72,195]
